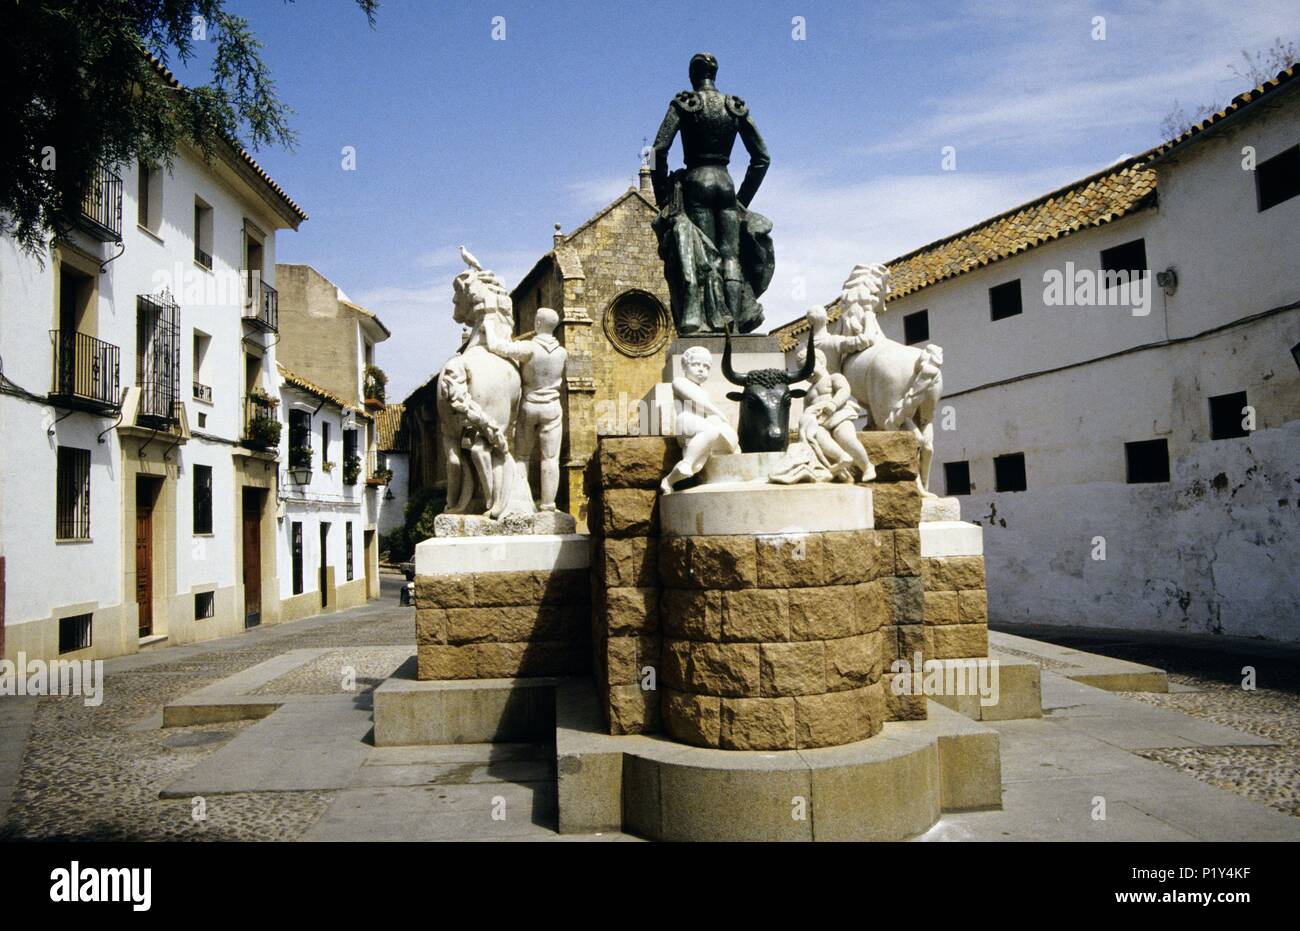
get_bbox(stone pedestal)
[412,533,591,680]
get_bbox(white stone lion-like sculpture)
[437,251,527,518]
[820,263,944,495]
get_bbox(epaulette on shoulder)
[673,90,702,112]
[725,94,748,117]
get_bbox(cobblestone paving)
[1121,673,1300,819]
[249,647,413,696]
[0,585,413,842]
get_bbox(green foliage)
[0,0,378,256]
[364,363,387,403]
[342,453,362,485]
[246,414,280,447]
[379,485,445,564]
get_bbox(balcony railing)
[194,244,213,270]
[136,293,180,426]
[193,381,212,403]
[76,164,123,242]
[243,277,278,333]
[243,393,281,450]
[50,330,121,413]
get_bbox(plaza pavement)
[1,574,1296,842]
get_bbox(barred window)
[346,522,354,581]
[56,446,91,539]
[193,464,213,533]
[194,591,215,620]
[59,613,92,653]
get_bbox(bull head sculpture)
[722,324,816,453]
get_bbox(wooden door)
[319,522,330,608]
[242,488,263,628]
[135,476,158,637]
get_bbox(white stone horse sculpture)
[830,263,944,496]
[437,252,525,518]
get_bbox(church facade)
[509,168,673,529]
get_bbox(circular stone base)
[660,482,874,536]
[700,451,786,484]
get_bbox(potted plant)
[363,363,387,406]
[322,460,336,473]
[343,453,362,486]
[246,415,281,449]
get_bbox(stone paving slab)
[990,630,1168,692]
[922,670,1299,842]
[301,784,560,841]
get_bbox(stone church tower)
[511,166,672,529]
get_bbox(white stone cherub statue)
[796,347,875,482]
[660,346,740,494]
[805,304,874,374]
[484,306,567,511]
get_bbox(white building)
[275,367,378,619]
[374,404,409,538]
[0,114,307,660]
[775,66,1300,642]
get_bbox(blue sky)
[172,0,1298,401]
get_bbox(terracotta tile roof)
[1149,63,1299,161]
[772,63,1299,351]
[277,363,371,419]
[145,52,308,224]
[773,156,1157,349]
[375,404,408,452]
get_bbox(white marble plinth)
[701,451,786,484]
[919,521,983,558]
[414,533,591,577]
[660,482,874,536]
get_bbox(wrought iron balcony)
[243,393,281,450]
[194,244,213,270]
[136,293,180,427]
[49,330,121,413]
[243,277,278,333]
[75,163,123,243]
[193,381,212,403]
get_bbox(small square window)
[59,613,92,653]
[943,461,972,496]
[993,452,1027,492]
[1100,238,1148,286]
[903,310,929,345]
[1256,145,1300,212]
[989,280,1022,321]
[1125,439,1170,484]
[195,591,215,620]
[1208,391,1250,440]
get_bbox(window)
[291,522,304,595]
[993,452,1027,492]
[1256,145,1300,212]
[944,461,972,496]
[58,613,92,653]
[1099,238,1148,287]
[136,162,160,231]
[903,310,929,345]
[194,591,215,620]
[289,410,312,468]
[193,465,213,534]
[1208,391,1250,440]
[346,522,354,582]
[989,280,1022,321]
[244,222,265,306]
[193,198,213,269]
[56,446,91,539]
[193,330,212,403]
[136,292,180,424]
[1125,439,1170,484]
[322,421,331,469]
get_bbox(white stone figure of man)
[485,307,567,511]
[806,305,874,374]
[797,347,876,482]
[661,346,740,493]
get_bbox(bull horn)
[784,327,817,384]
[721,323,745,386]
